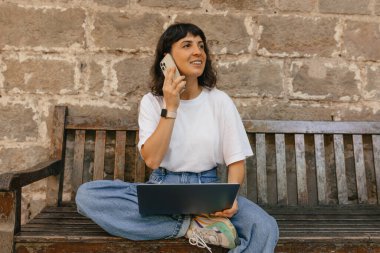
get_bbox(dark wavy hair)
[150,23,217,96]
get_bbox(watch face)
[161,109,167,117]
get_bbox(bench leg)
[0,191,20,253]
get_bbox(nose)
[192,45,202,55]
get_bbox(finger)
[174,80,186,93]
[163,67,175,87]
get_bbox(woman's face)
[170,33,206,78]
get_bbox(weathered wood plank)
[244,120,380,134]
[333,134,348,204]
[47,106,67,207]
[275,134,288,205]
[295,134,308,205]
[0,191,17,253]
[314,134,327,204]
[134,131,146,183]
[114,131,126,180]
[372,135,380,204]
[353,135,368,204]
[256,133,267,204]
[93,131,106,181]
[65,116,138,131]
[72,130,85,197]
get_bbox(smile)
[190,60,202,65]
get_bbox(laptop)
[137,183,240,215]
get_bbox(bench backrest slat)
[72,130,85,197]
[353,135,368,204]
[314,134,327,204]
[114,131,126,180]
[333,134,349,204]
[275,134,288,205]
[94,130,106,180]
[256,133,268,204]
[373,135,380,204]
[295,134,308,205]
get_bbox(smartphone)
[160,54,181,79]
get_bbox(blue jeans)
[76,168,279,253]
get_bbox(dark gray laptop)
[137,183,240,215]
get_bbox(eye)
[183,43,191,48]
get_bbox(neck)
[180,76,202,100]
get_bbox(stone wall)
[1,0,380,223]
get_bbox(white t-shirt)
[138,88,253,173]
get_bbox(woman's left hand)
[212,199,238,218]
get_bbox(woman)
[76,23,279,253]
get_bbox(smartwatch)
[161,109,176,119]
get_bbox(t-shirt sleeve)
[137,94,160,154]
[220,94,253,166]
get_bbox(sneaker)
[185,214,239,252]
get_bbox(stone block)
[343,21,380,61]
[4,59,75,94]
[233,98,380,121]
[83,61,104,93]
[217,58,284,97]
[277,0,315,12]
[176,15,250,54]
[93,13,166,50]
[0,105,38,141]
[319,0,371,15]
[138,0,201,9]
[290,59,360,100]
[258,15,337,57]
[114,57,153,96]
[93,0,131,8]
[376,0,380,15]
[210,0,274,10]
[0,146,49,173]
[366,66,380,100]
[0,3,85,48]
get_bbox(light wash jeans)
[76,167,279,253]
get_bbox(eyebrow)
[180,40,204,44]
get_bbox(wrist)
[161,109,176,119]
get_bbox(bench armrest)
[0,159,61,191]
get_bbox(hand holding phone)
[160,54,181,80]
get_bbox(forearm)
[227,160,245,185]
[141,117,175,169]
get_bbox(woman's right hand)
[162,67,186,112]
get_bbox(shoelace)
[188,232,212,253]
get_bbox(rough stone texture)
[177,15,250,54]
[0,146,49,173]
[277,0,315,12]
[0,3,85,48]
[366,66,380,100]
[319,0,371,15]
[210,0,274,10]
[343,21,380,61]
[138,0,201,9]
[114,57,153,96]
[86,60,105,93]
[290,60,360,100]
[93,13,166,50]
[93,0,131,8]
[234,98,380,121]
[217,58,284,97]
[376,0,380,15]
[258,15,337,57]
[3,59,75,94]
[0,105,38,141]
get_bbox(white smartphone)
[160,54,181,79]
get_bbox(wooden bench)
[1,105,380,253]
